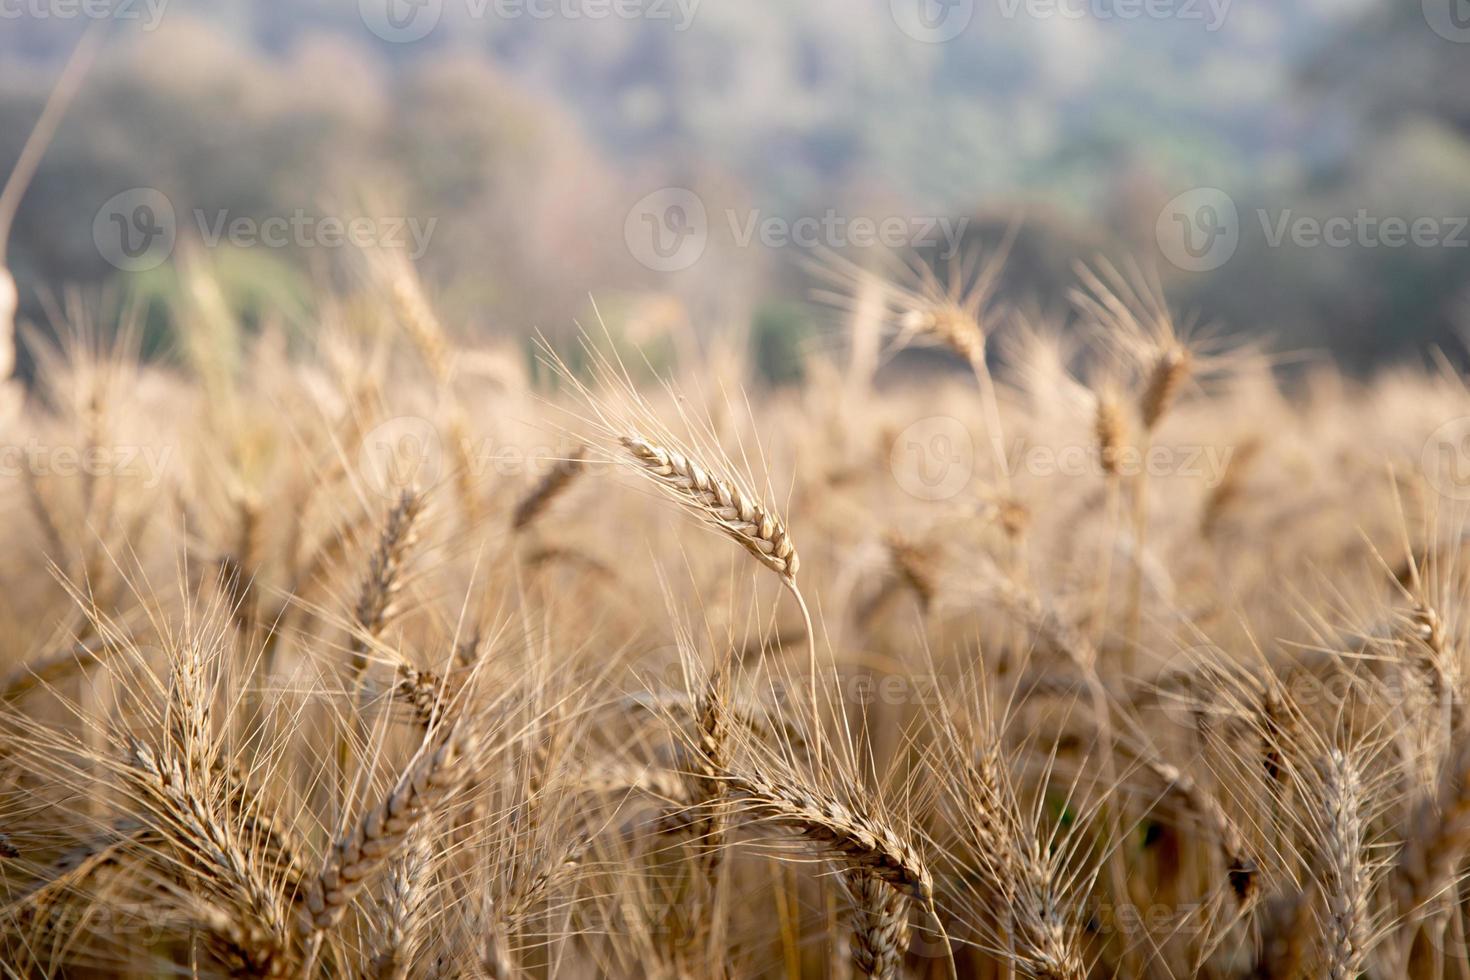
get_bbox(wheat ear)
[1139,345,1191,432]
[723,769,931,904]
[126,741,295,977]
[302,723,480,939]
[685,672,732,874]
[1400,735,1470,921]
[391,662,448,729]
[619,435,798,579]
[1315,749,1369,980]
[512,445,587,531]
[349,489,425,678]
[618,434,821,752]
[367,829,432,980]
[845,868,911,980]
[1094,388,1126,477]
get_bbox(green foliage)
[751,302,811,387]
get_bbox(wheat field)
[0,236,1466,980]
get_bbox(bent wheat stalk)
[618,434,821,749]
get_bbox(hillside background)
[3,0,1467,374]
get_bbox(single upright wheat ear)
[1094,388,1126,477]
[349,489,426,677]
[845,868,911,980]
[619,435,799,580]
[367,830,432,980]
[1315,749,1369,980]
[126,742,295,977]
[374,251,452,389]
[885,532,936,611]
[1139,345,1190,432]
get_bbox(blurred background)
[2,0,1467,379]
